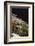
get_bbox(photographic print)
[4,1,34,44]
[10,7,28,37]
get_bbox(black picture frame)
[4,1,34,44]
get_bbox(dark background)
[12,8,28,24]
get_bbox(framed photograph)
[4,1,34,44]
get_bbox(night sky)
[12,8,28,23]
